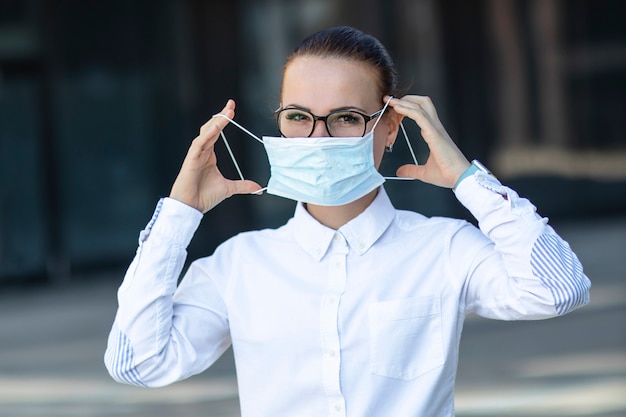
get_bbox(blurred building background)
[1,0,625,284]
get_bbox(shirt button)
[334,403,342,411]
[334,261,341,269]
[328,296,336,304]
[358,242,366,250]
[329,349,336,357]
[333,234,341,242]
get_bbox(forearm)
[104,198,203,386]
[454,170,590,318]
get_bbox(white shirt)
[105,171,590,416]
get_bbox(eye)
[283,110,313,123]
[332,111,361,125]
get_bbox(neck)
[305,189,378,230]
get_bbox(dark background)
[1,0,625,284]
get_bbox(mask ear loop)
[378,97,419,181]
[371,96,392,132]
[382,122,419,180]
[211,113,268,194]
[399,122,419,167]
[212,113,264,144]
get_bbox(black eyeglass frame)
[273,107,384,138]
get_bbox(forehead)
[281,56,380,112]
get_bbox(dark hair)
[284,26,399,98]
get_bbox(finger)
[396,164,427,181]
[389,95,439,121]
[393,95,432,108]
[389,102,438,142]
[228,179,263,196]
[200,99,236,135]
[188,124,222,155]
[191,100,238,153]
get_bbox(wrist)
[453,165,477,190]
[453,160,492,190]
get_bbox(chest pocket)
[369,296,444,380]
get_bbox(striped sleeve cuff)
[531,234,590,315]
[139,198,203,248]
[104,324,147,387]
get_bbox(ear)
[385,109,403,148]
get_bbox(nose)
[311,118,330,137]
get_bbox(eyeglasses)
[274,107,383,138]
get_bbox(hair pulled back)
[284,26,399,98]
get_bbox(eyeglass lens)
[278,109,366,137]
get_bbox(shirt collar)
[292,187,396,260]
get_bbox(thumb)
[229,179,264,196]
[396,164,427,181]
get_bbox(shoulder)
[212,218,296,256]
[189,220,296,283]
[393,208,474,235]
[387,209,487,251]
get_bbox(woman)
[105,26,590,416]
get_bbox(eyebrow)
[282,104,369,114]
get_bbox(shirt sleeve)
[452,171,591,320]
[104,198,232,387]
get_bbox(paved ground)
[0,216,624,417]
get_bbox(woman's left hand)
[386,95,470,188]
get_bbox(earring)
[385,144,393,153]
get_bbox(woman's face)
[281,56,396,168]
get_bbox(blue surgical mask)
[214,98,418,206]
[262,130,384,206]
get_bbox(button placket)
[320,233,348,417]
[330,399,346,417]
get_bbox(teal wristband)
[453,164,478,190]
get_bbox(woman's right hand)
[169,99,262,213]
